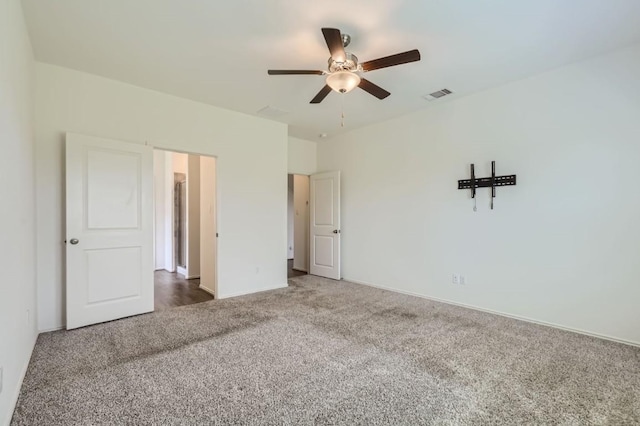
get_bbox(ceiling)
[21,0,640,141]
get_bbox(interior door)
[309,171,341,280]
[66,133,154,329]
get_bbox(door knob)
[332,230,340,234]
[70,238,79,245]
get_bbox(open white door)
[66,133,154,329]
[310,171,341,280]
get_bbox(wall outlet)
[256,266,260,274]
[452,274,460,284]
[460,275,466,285]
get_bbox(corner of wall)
[0,0,39,422]
[287,136,317,176]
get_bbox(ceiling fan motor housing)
[328,52,359,73]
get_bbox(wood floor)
[288,259,307,278]
[155,262,304,311]
[154,270,214,311]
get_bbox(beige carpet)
[12,275,640,425]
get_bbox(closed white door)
[310,171,341,280]
[66,133,154,329]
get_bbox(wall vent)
[423,88,453,101]
[257,106,289,118]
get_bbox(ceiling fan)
[268,28,421,104]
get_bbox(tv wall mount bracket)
[457,161,516,211]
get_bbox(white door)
[310,171,341,280]
[66,133,154,329]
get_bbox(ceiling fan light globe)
[326,71,361,94]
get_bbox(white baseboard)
[199,285,215,297]
[344,277,640,348]
[4,333,38,426]
[38,325,64,333]
[292,267,308,273]
[218,283,288,299]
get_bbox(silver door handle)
[70,238,79,245]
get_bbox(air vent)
[257,106,289,118]
[422,88,453,101]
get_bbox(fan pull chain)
[341,92,345,127]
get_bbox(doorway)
[153,149,217,310]
[288,174,310,279]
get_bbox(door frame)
[152,147,219,299]
[288,173,311,273]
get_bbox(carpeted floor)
[12,275,640,425]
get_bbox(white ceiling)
[21,0,640,141]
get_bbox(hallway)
[288,259,306,279]
[154,270,214,311]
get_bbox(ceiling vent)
[422,88,453,101]
[257,106,289,118]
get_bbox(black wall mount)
[457,161,516,210]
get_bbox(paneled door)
[66,133,154,329]
[309,171,341,280]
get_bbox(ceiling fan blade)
[268,70,324,75]
[361,49,421,72]
[321,28,346,63]
[358,78,391,100]
[310,85,332,104]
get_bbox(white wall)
[317,44,640,345]
[200,156,217,294]
[173,151,187,174]
[35,63,288,330]
[0,0,38,422]
[186,154,201,278]
[288,137,317,175]
[293,175,310,272]
[153,150,166,270]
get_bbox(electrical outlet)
[452,274,460,284]
[256,266,260,274]
[460,275,466,285]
